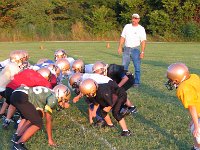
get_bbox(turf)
[0,41,200,150]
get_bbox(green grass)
[0,41,200,150]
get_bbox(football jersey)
[0,62,21,91]
[177,74,200,114]
[82,73,112,84]
[85,64,94,73]
[14,86,57,114]
[7,69,52,90]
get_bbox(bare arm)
[118,75,129,87]
[188,106,199,137]
[118,37,125,55]
[45,112,56,146]
[140,40,146,59]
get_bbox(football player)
[69,73,113,126]
[92,61,137,114]
[71,59,94,74]
[165,63,200,150]
[11,84,71,149]
[54,49,75,68]
[79,78,132,136]
[0,68,54,129]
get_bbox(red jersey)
[50,74,57,88]
[6,69,52,90]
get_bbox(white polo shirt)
[121,24,146,48]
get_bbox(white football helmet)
[79,79,98,97]
[53,84,71,103]
[69,73,83,88]
[54,49,67,61]
[165,63,190,90]
[37,68,52,81]
[55,58,70,75]
[72,59,85,73]
[92,61,107,75]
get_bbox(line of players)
[0,49,137,150]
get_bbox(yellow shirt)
[177,74,200,114]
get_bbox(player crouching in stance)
[11,84,71,150]
[165,63,200,150]
[79,78,131,136]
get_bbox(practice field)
[0,41,200,150]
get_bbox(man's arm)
[118,75,129,87]
[140,40,146,59]
[118,37,125,55]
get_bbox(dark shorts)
[10,91,43,128]
[0,90,6,98]
[5,87,14,105]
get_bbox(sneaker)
[0,113,6,121]
[94,120,106,127]
[2,119,11,129]
[128,106,138,114]
[11,133,21,143]
[13,142,27,150]
[120,107,131,117]
[121,130,131,136]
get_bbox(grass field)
[0,41,200,150]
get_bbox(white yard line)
[70,117,117,150]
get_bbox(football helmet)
[72,59,85,73]
[10,50,24,67]
[55,58,70,74]
[69,73,83,88]
[37,68,52,81]
[53,84,71,103]
[20,50,29,61]
[47,64,61,77]
[92,61,107,75]
[165,63,190,90]
[54,49,67,61]
[79,79,98,97]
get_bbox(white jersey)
[82,73,112,84]
[85,64,94,73]
[0,59,10,70]
[0,62,21,91]
[67,57,75,68]
[121,24,146,48]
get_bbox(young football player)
[92,61,137,114]
[71,59,94,74]
[165,63,200,150]
[11,84,71,149]
[0,68,54,128]
[79,78,131,136]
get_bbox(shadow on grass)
[135,113,191,149]
[143,59,200,74]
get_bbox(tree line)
[0,0,199,41]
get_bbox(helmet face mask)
[165,63,190,90]
[53,84,71,109]
[54,49,67,61]
[69,73,83,88]
[92,61,107,76]
[72,59,85,73]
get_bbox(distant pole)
[106,42,110,48]
[40,45,44,50]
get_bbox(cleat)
[2,119,11,129]
[13,142,27,150]
[121,130,131,136]
[94,120,106,127]
[129,106,138,114]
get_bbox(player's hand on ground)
[48,139,57,147]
